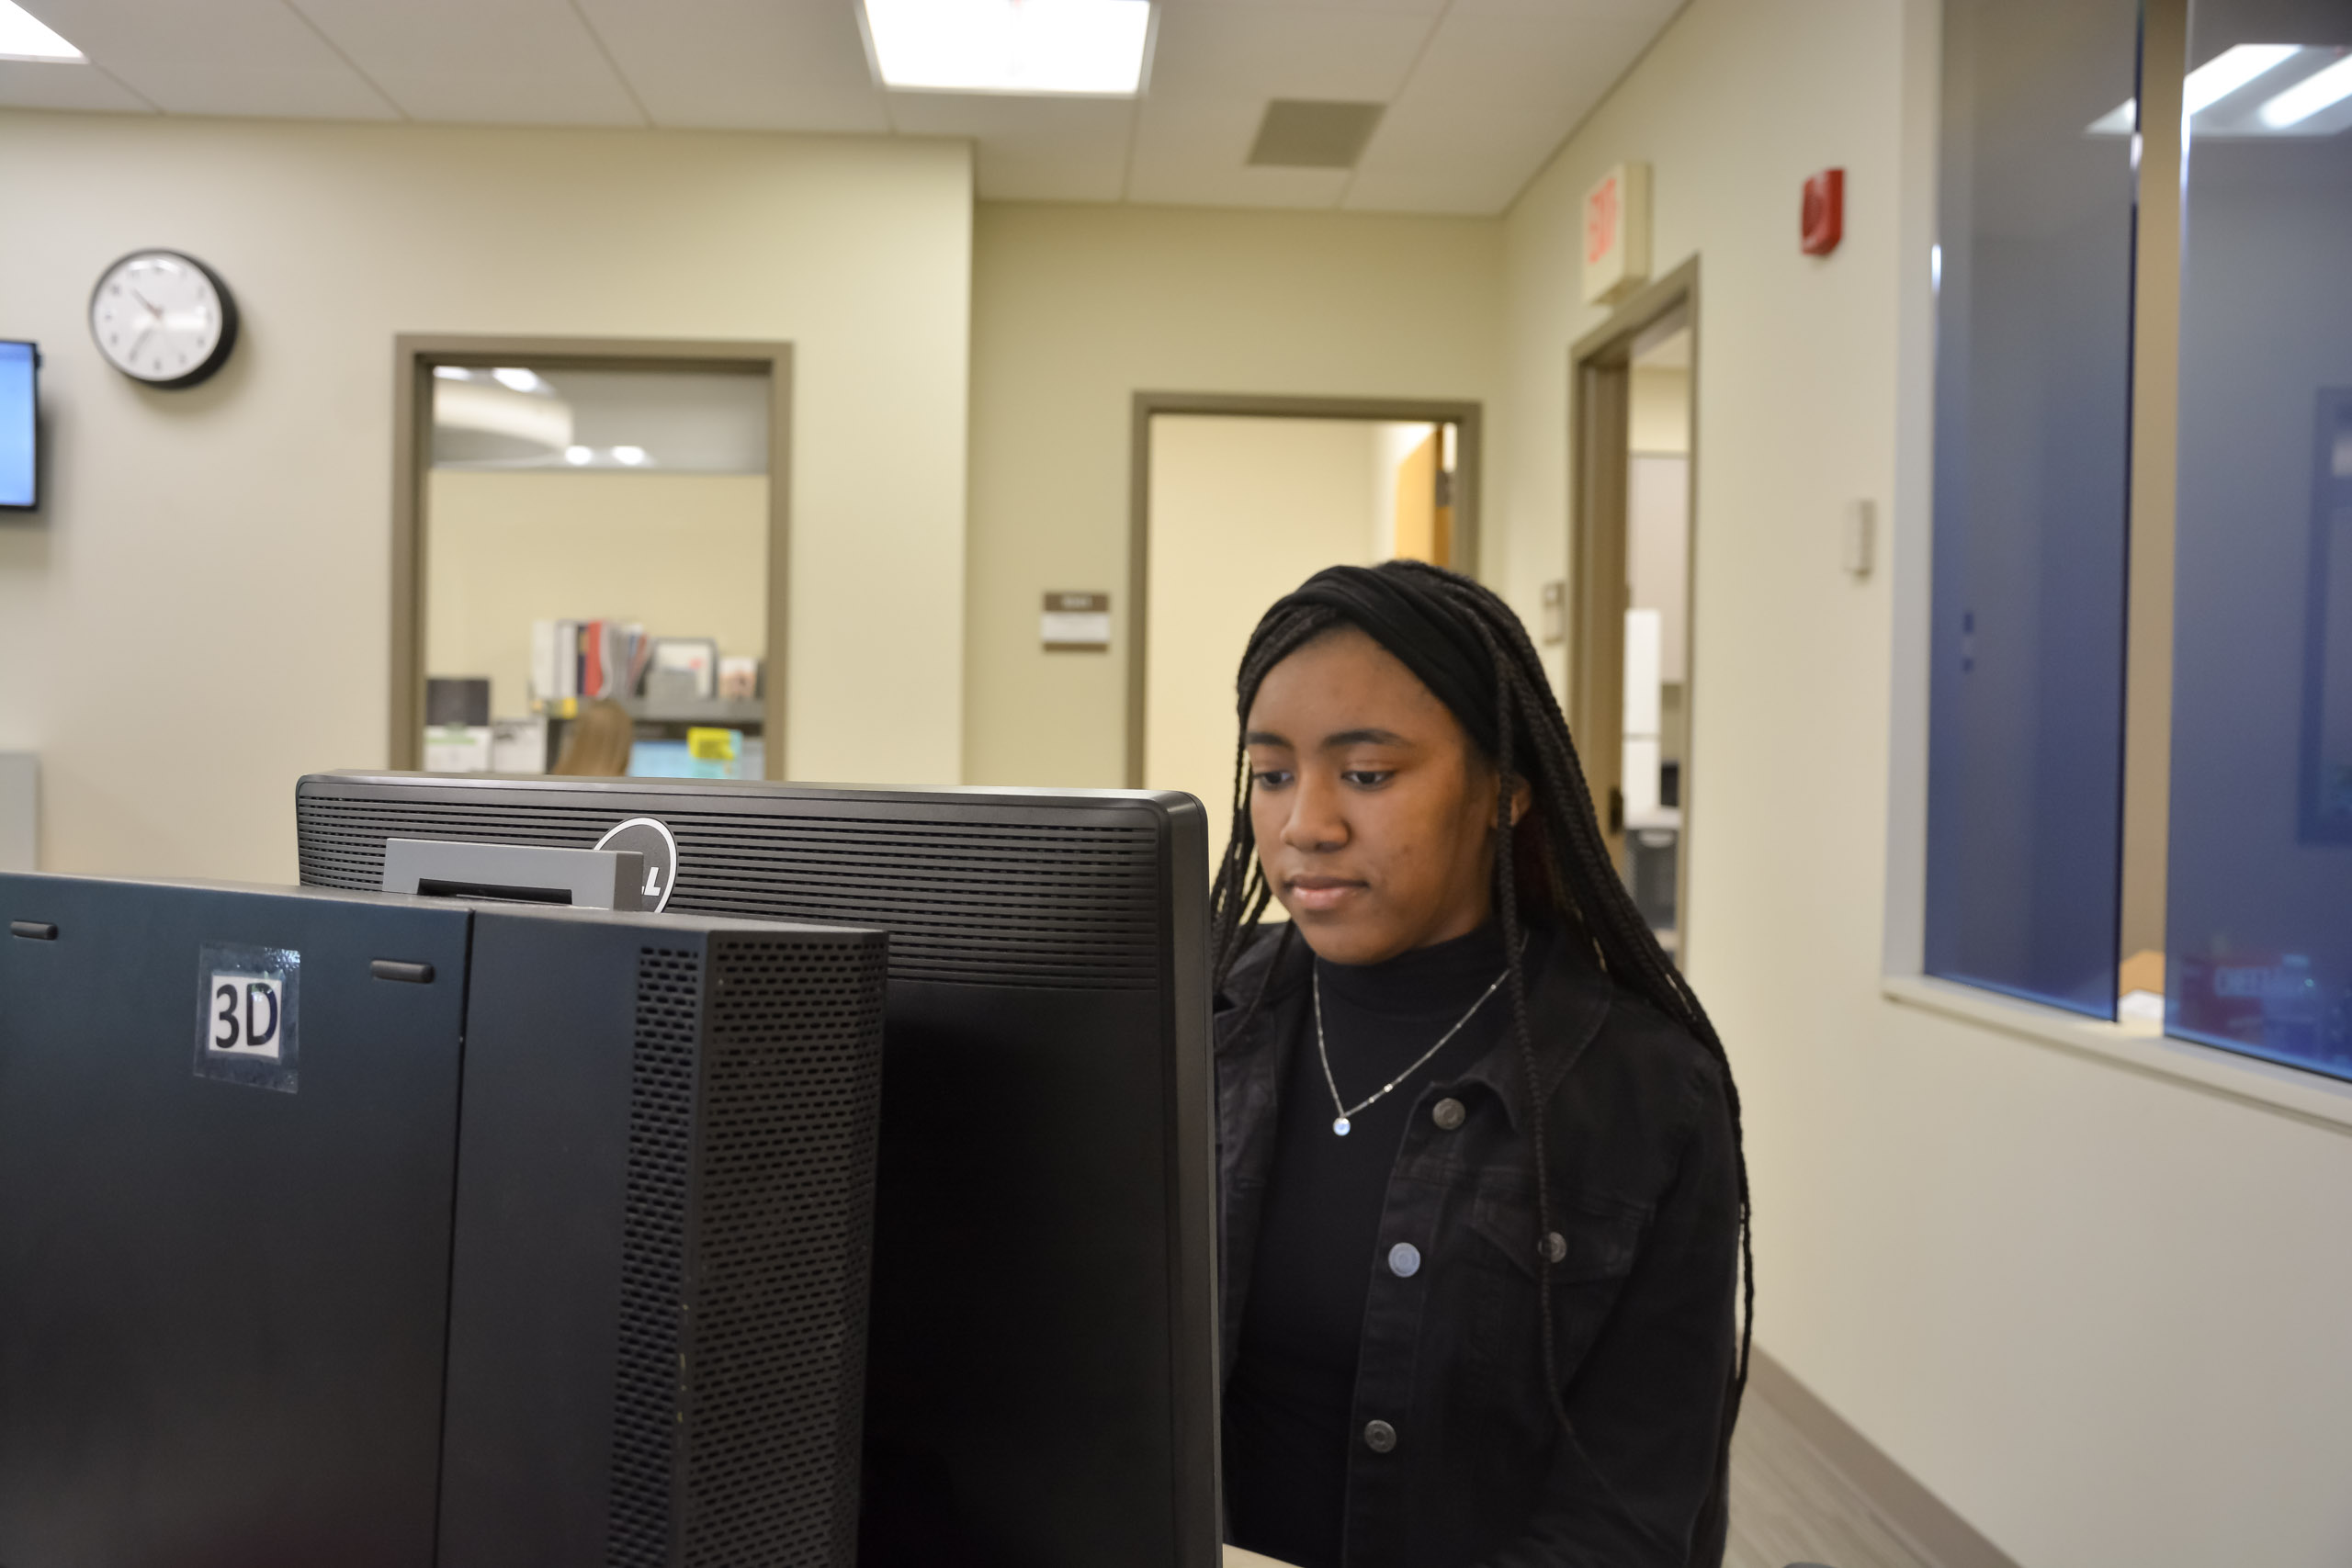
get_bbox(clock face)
[89,250,238,389]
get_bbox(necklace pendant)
[1332,1116,1351,1136]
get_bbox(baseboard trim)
[1746,1347,2023,1568]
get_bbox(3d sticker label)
[195,943,301,1093]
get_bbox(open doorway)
[390,336,791,781]
[1570,265,1697,959]
[1127,394,1482,867]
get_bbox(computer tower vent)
[684,935,888,1567]
[609,946,704,1568]
[298,796,1160,989]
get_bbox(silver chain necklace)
[1313,958,1510,1136]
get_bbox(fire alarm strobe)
[1802,169,1845,257]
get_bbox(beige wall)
[1500,1,2352,1563]
[0,112,970,882]
[964,201,1505,790]
[424,470,769,719]
[1630,366,1690,455]
[1145,414,1386,869]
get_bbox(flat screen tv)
[295,772,1220,1568]
[0,342,35,512]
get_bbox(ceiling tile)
[288,0,644,125]
[1145,5,1434,102]
[1343,0,1673,214]
[1127,94,1345,208]
[888,92,1134,201]
[571,0,889,132]
[0,59,152,113]
[102,64,399,119]
[22,0,395,118]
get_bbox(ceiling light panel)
[0,0,82,61]
[862,0,1153,96]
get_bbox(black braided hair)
[1208,558,1752,1530]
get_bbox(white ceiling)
[1,0,1681,215]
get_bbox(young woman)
[1213,561,1748,1568]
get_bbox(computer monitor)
[295,773,1220,1568]
[0,342,36,512]
[0,873,887,1568]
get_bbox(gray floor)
[1726,1390,1939,1568]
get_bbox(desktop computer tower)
[0,874,887,1568]
[295,772,1220,1568]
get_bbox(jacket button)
[1387,1241,1421,1278]
[1430,1097,1465,1131]
[1363,1419,1396,1453]
[1539,1231,1567,1264]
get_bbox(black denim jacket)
[1216,925,1737,1568]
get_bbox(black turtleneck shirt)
[1223,922,1516,1568]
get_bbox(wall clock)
[88,250,239,389]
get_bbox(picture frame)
[646,637,719,702]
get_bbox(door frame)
[389,333,793,776]
[1567,258,1699,951]
[1125,391,1485,788]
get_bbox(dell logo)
[594,818,680,914]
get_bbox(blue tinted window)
[1926,0,2137,1014]
[2166,1,2352,1077]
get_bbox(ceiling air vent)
[1247,99,1385,170]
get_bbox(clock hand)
[132,289,165,319]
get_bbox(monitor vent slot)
[608,946,703,1568]
[683,933,888,1568]
[299,796,1161,990]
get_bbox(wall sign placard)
[1042,591,1112,651]
[1582,162,1652,306]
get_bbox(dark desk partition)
[0,874,887,1568]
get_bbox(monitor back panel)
[296,774,1218,1568]
[435,908,888,1568]
[0,874,472,1568]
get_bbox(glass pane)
[2166,2,2352,1077]
[1925,0,2138,1014]
[424,364,771,779]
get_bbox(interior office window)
[424,366,771,779]
[2165,0,2352,1076]
[1925,0,2140,1014]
